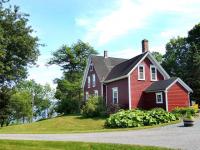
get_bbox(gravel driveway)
[0,119,200,150]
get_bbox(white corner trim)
[150,64,157,81]
[166,78,193,92]
[164,90,169,111]
[128,75,132,110]
[81,56,91,88]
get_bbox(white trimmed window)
[94,90,98,97]
[88,76,90,88]
[90,63,94,71]
[92,74,96,87]
[112,87,118,104]
[150,65,157,81]
[138,64,145,80]
[86,92,89,100]
[156,92,163,104]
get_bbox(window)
[90,63,94,71]
[156,92,163,104]
[94,90,98,97]
[138,65,145,80]
[88,76,90,88]
[112,87,118,104]
[92,74,96,87]
[150,65,157,81]
[86,92,89,100]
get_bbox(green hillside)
[0,115,106,134]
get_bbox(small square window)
[156,92,163,104]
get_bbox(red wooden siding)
[143,92,166,110]
[106,78,129,108]
[84,60,101,101]
[130,58,164,109]
[167,82,189,111]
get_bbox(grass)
[0,115,181,134]
[0,140,173,150]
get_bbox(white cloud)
[109,48,141,59]
[77,0,200,46]
[27,55,62,89]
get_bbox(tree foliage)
[49,40,98,114]
[0,2,40,126]
[10,91,32,123]
[151,51,163,63]
[15,80,53,119]
[162,23,200,101]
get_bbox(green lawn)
[0,140,173,150]
[0,115,180,134]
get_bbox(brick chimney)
[142,39,149,53]
[104,50,108,58]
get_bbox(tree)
[162,37,188,79]
[185,23,200,101]
[10,91,32,123]
[15,80,53,120]
[49,40,98,114]
[162,22,200,102]
[151,51,163,63]
[0,2,40,126]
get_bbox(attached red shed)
[145,77,193,111]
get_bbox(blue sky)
[8,0,200,88]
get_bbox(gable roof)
[145,77,193,93]
[82,51,171,87]
[105,52,148,81]
[91,55,127,81]
[104,51,170,83]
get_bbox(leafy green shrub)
[105,108,179,128]
[171,107,197,117]
[81,96,106,118]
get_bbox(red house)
[82,40,193,112]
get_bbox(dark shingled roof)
[105,52,148,81]
[91,55,127,81]
[145,77,178,92]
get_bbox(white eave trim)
[104,75,128,83]
[103,51,170,84]
[81,56,91,88]
[166,78,193,93]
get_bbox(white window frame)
[92,74,96,87]
[150,65,157,81]
[138,64,145,80]
[112,87,118,104]
[90,63,94,71]
[156,92,163,104]
[86,92,89,100]
[88,76,90,88]
[94,90,98,97]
